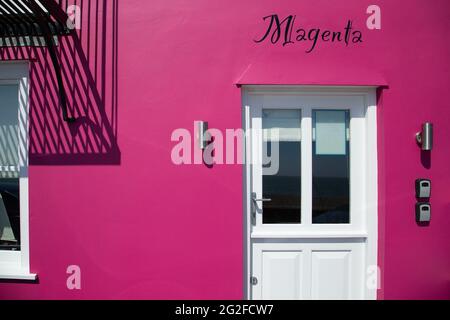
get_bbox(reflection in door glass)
[312,110,350,224]
[262,109,301,224]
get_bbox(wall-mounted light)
[196,121,209,150]
[416,122,433,151]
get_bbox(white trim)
[242,94,252,299]
[0,271,36,281]
[0,61,34,281]
[244,85,379,94]
[242,85,378,300]
[364,88,378,300]
[250,231,368,239]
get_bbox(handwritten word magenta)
[254,14,363,53]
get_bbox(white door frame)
[242,86,378,300]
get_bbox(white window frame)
[249,94,366,234]
[0,62,35,280]
[242,86,378,299]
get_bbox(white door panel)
[261,250,304,300]
[311,250,352,300]
[252,241,364,300]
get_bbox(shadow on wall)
[0,0,120,165]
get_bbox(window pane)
[312,110,350,224]
[0,179,20,250]
[315,111,347,155]
[0,84,20,170]
[262,109,301,224]
[0,84,20,251]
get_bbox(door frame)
[242,86,378,300]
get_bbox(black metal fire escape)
[0,0,75,122]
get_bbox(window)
[0,63,34,280]
[248,90,369,233]
[259,109,350,225]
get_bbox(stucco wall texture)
[0,0,449,299]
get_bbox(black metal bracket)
[24,0,76,123]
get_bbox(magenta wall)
[1,0,450,299]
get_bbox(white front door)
[243,87,378,300]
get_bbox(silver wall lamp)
[196,121,209,150]
[416,122,433,151]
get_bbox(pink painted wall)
[1,0,450,299]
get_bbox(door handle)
[251,192,271,225]
[252,198,272,202]
[251,192,271,203]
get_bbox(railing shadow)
[0,0,120,165]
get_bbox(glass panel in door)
[312,110,350,224]
[262,109,301,224]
